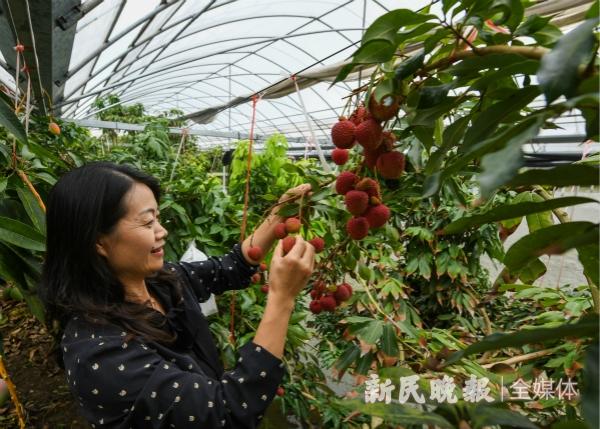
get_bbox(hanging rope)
[229,94,259,344]
[168,128,189,183]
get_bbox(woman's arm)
[240,183,312,265]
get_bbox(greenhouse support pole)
[291,75,330,172]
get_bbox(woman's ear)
[96,237,109,258]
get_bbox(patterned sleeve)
[164,243,259,302]
[62,328,285,428]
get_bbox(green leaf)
[442,197,596,234]
[489,0,524,32]
[582,343,598,428]
[354,39,396,64]
[362,9,436,44]
[334,345,361,372]
[586,0,599,19]
[514,15,552,37]
[424,115,471,175]
[504,222,599,272]
[517,258,547,284]
[411,96,458,127]
[348,400,453,428]
[472,403,538,429]
[16,187,46,234]
[394,50,425,82]
[479,137,523,197]
[445,313,599,365]
[0,216,46,251]
[332,62,357,85]
[537,18,599,104]
[578,244,599,286]
[507,164,600,188]
[354,320,384,345]
[520,192,553,232]
[0,97,27,143]
[381,324,399,357]
[462,85,540,150]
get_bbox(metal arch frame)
[162,1,354,111]
[79,13,357,100]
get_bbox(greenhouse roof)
[0,0,594,147]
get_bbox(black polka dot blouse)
[61,244,286,428]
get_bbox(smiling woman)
[38,161,316,428]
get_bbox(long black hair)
[39,161,182,364]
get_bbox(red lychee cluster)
[330,99,405,180]
[335,173,391,240]
[272,217,325,255]
[308,281,353,314]
[249,216,326,295]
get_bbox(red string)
[229,94,259,344]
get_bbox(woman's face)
[95,182,168,282]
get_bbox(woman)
[39,161,315,428]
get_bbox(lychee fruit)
[331,119,356,149]
[344,190,369,216]
[335,171,358,195]
[381,130,397,150]
[355,119,382,151]
[313,280,326,293]
[310,289,320,300]
[251,273,261,284]
[368,94,400,122]
[331,148,349,165]
[48,122,61,136]
[285,217,301,233]
[247,246,263,261]
[376,151,405,179]
[282,236,296,254]
[259,262,268,271]
[355,178,380,198]
[309,300,322,314]
[364,143,389,170]
[14,44,25,53]
[349,106,367,125]
[334,283,353,302]
[274,223,288,239]
[276,386,285,396]
[347,217,369,240]
[320,295,337,312]
[365,204,391,228]
[308,237,325,253]
[261,284,269,293]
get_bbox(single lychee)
[334,283,353,302]
[331,148,349,165]
[331,119,356,149]
[349,106,367,125]
[308,237,325,253]
[309,300,322,314]
[365,204,391,228]
[381,130,397,151]
[368,94,400,122]
[274,223,288,239]
[247,246,263,261]
[48,122,61,136]
[282,236,296,254]
[259,262,268,271]
[355,178,380,198]
[276,386,285,396]
[313,280,326,293]
[320,295,337,312]
[310,289,320,300]
[347,217,369,240]
[251,273,261,284]
[344,190,369,216]
[285,217,301,233]
[14,44,25,53]
[355,119,382,151]
[376,151,405,179]
[261,284,269,293]
[335,171,358,195]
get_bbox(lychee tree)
[289,0,599,427]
